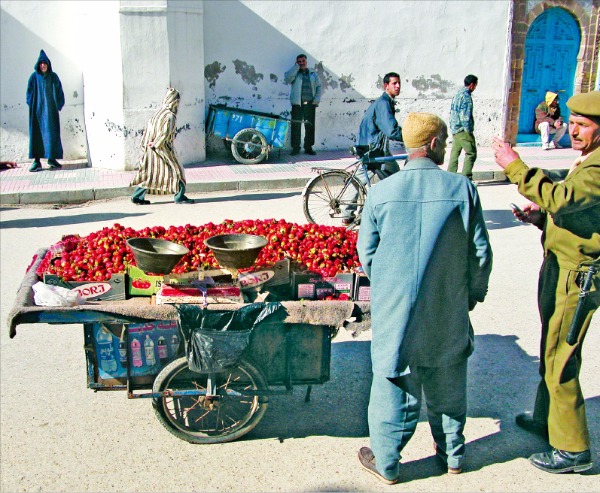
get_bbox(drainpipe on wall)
[500,0,514,142]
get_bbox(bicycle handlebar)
[362,154,408,163]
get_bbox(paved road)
[1,185,598,492]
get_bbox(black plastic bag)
[175,302,284,373]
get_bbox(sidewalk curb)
[0,171,508,206]
[0,177,315,205]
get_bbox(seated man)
[344,72,404,224]
[535,91,568,150]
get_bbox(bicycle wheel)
[152,356,268,444]
[302,171,365,227]
[230,129,268,164]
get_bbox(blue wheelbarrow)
[206,104,290,164]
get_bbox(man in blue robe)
[357,112,492,484]
[27,50,65,172]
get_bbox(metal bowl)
[204,234,267,270]
[126,238,189,274]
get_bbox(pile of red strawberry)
[35,219,360,282]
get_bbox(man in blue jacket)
[344,72,404,224]
[357,112,492,484]
[284,54,322,156]
[26,50,65,172]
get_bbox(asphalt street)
[0,184,598,492]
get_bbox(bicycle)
[302,146,408,229]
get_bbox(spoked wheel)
[230,129,268,164]
[152,356,268,444]
[302,171,365,227]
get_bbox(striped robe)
[130,88,186,194]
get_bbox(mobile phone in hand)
[510,203,523,214]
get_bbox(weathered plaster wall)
[203,0,511,149]
[0,0,205,169]
[1,0,88,161]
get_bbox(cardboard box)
[156,283,244,304]
[127,265,164,296]
[291,272,355,300]
[43,273,126,301]
[354,274,371,302]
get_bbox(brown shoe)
[357,447,399,485]
[433,442,462,474]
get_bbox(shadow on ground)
[0,212,147,229]
[246,333,599,477]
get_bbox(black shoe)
[47,159,62,168]
[29,159,42,172]
[175,196,195,204]
[290,149,300,156]
[305,148,316,155]
[131,197,151,205]
[516,413,548,439]
[357,447,399,485]
[529,448,592,474]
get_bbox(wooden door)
[518,8,580,135]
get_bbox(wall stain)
[339,74,354,92]
[314,62,337,91]
[205,61,226,89]
[73,91,78,98]
[411,74,454,98]
[270,74,278,82]
[232,59,263,90]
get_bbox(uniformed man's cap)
[566,91,600,117]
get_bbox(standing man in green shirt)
[448,75,478,180]
[492,91,600,474]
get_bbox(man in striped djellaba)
[130,88,194,205]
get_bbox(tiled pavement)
[0,145,579,205]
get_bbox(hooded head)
[545,91,558,107]
[35,50,52,74]
[162,88,180,113]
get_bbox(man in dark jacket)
[344,72,404,224]
[27,50,65,172]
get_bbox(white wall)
[1,0,88,161]
[203,0,511,148]
[0,0,205,169]
[1,0,511,167]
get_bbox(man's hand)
[554,119,563,129]
[514,202,544,228]
[492,137,520,169]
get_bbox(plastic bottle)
[170,333,180,357]
[144,334,156,366]
[118,339,128,368]
[131,337,143,368]
[157,335,168,363]
[96,325,117,373]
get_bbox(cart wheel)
[302,170,365,228]
[152,356,268,444]
[230,129,268,164]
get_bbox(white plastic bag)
[32,281,85,307]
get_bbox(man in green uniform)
[492,91,600,474]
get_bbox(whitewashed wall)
[0,0,205,169]
[1,0,88,161]
[203,0,511,149]
[1,0,511,168]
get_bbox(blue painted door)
[518,8,580,135]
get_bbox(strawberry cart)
[7,233,370,444]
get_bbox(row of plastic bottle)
[96,325,180,373]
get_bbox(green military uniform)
[504,146,600,452]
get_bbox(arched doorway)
[517,7,580,145]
